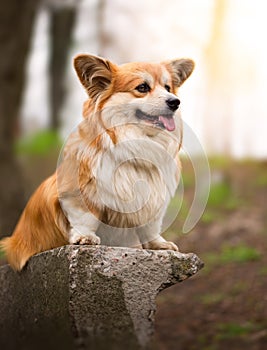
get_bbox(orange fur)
[114,63,168,92]
[0,175,68,270]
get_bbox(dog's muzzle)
[136,109,176,131]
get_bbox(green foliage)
[200,293,225,305]
[255,172,267,188]
[200,176,240,224]
[204,244,261,269]
[220,245,261,263]
[212,180,229,200]
[216,322,259,339]
[208,181,231,207]
[208,156,232,169]
[199,280,249,305]
[201,211,217,224]
[0,247,6,259]
[15,130,62,156]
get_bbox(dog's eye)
[165,84,171,92]
[135,82,151,93]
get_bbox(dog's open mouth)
[136,110,176,131]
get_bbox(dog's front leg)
[137,221,179,251]
[61,198,100,246]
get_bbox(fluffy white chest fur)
[58,116,181,247]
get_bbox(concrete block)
[0,245,203,350]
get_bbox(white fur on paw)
[143,240,179,251]
[165,241,179,251]
[155,241,179,251]
[70,234,100,246]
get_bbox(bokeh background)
[0,0,267,349]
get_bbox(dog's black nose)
[166,98,180,111]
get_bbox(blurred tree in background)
[0,0,40,238]
[49,6,76,130]
[0,1,77,238]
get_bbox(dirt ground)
[154,160,267,350]
[1,153,266,350]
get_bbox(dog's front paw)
[75,235,101,245]
[160,241,179,251]
[69,230,101,246]
[143,238,179,251]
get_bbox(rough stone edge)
[63,245,204,348]
[0,245,204,350]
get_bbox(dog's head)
[74,54,194,133]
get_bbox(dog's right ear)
[74,54,116,101]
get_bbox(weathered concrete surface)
[0,245,203,350]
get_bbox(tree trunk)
[49,7,76,130]
[0,0,40,238]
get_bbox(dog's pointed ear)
[74,54,117,101]
[164,58,195,88]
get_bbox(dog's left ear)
[74,54,117,101]
[164,58,195,88]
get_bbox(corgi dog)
[0,54,194,271]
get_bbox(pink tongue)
[158,116,176,131]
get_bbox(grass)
[196,321,266,349]
[15,129,62,156]
[216,322,261,340]
[198,280,249,306]
[199,173,241,224]
[0,248,5,259]
[201,211,219,224]
[207,179,240,209]
[219,245,261,263]
[204,244,261,270]
[255,172,267,188]
[199,293,225,306]
[167,156,263,226]
[166,163,238,228]
[207,181,231,207]
[196,321,264,349]
[208,156,232,169]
